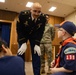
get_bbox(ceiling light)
[49,6,56,12]
[0,0,5,3]
[26,2,33,7]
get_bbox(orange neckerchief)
[62,37,76,46]
[54,37,76,68]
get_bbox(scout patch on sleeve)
[64,47,76,60]
[64,47,76,54]
[66,54,75,60]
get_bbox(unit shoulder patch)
[64,47,76,54]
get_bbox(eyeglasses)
[33,10,41,13]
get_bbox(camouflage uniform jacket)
[40,23,55,44]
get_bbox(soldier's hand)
[34,45,41,56]
[18,43,27,55]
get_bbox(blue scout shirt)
[52,38,76,75]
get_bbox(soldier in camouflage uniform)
[16,2,47,75]
[40,15,55,74]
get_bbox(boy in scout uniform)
[16,2,47,75]
[50,21,76,75]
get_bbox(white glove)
[34,45,41,56]
[18,43,27,55]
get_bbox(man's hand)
[50,67,57,74]
[51,60,55,68]
[34,45,41,56]
[18,43,27,55]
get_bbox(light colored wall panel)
[65,11,76,37]
[65,11,76,24]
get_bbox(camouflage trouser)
[40,43,53,68]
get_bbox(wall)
[0,9,18,54]
[65,11,76,24]
[48,15,64,45]
[48,15,64,58]
[65,11,76,37]
[0,9,18,21]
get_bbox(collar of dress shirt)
[31,15,37,22]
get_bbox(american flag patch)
[66,54,75,60]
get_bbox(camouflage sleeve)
[50,25,55,41]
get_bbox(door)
[0,22,11,47]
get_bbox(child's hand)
[51,60,55,68]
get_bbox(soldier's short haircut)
[31,2,42,8]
